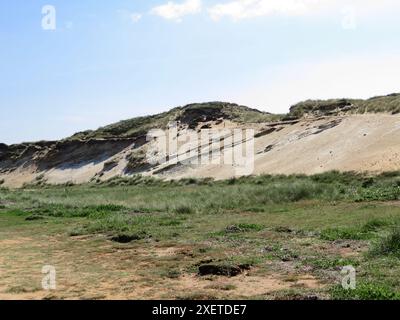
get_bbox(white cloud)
[209,0,322,21]
[151,0,202,22]
[147,0,400,22]
[208,0,400,21]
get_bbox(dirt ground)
[0,227,325,300]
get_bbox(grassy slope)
[289,93,400,117]
[1,171,400,299]
[68,102,281,141]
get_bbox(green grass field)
[1,171,400,300]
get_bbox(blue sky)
[1,0,400,144]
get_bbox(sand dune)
[1,113,399,188]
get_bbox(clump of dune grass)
[370,228,400,258]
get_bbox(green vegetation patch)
[320,227,371,241]
[330,282,400,300]
[370,228,400,258]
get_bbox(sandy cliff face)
[1,113,399,187]
[1,101,400,188]
[167,114,400,180]
[0,139,136,187]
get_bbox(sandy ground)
[1,114,400,187]
[0,233,323,300]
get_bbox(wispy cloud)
[208,0,400,21]
[148,0,400,23]
[151,0,202,22]
[209,0,322,21]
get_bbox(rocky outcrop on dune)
[1,95,400,187]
